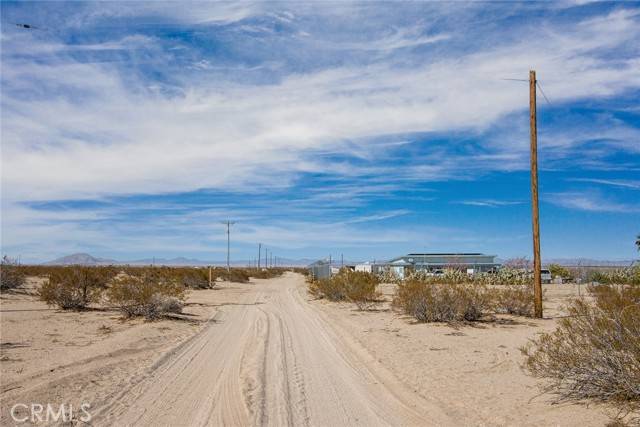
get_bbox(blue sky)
[1,1,639,263]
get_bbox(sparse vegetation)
[309,269,381,310]
[522,283,640,416]
[392,279,491,322]
[493,284,535,316]
[1,256,26,291]
[587,266,640,286]
[107,271,186,319]
[39,266,117,309]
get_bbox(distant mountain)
[128,257,211,266]
[44,253,118,266]
[42,253,316,267]
[543,258,637,267]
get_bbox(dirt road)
[96,272,449,426]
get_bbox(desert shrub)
[309,277,347,301]
[214,268,250,283]
[0,256,26,290]
[522,284,640,413]
[309,269,381,310]
[247,268,286,279]
[343,270,381,310]
[393,279,491,322]
[39,266,116,309]
[107,272,186,319]
[175,267,211,289]
[493,284,535,317]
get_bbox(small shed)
[308,260,331,280]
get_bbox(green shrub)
[393,279,491,322]
[1,256,26,290]
[39,266,116,309]
[107,272,186,319]
[522,284,640,413]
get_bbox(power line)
[536,81,552,106]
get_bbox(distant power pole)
[529,70,543,319]
[221,220,236,272]
[258,243,262,269]
[341,253,344,267]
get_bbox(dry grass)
[522,284,640,419]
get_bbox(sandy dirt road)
[96,272,449,426]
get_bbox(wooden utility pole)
[221,220,236,272]
[208,266,212,288]
[529,70,543,319]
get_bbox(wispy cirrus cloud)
[568,178,640,190]
[455,200,525,208]
[546,191,640,213]
[1,2,639,261]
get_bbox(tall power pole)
[258,243,262,269]
[221,220,236,272]
[529,70,543,319]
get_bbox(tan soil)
[0,274,611,426]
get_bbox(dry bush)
[393,279,491,322]
[1,256,26,290]
[492,284,535,317]
[107,272,186,319]
[309,277,347,301]
[309,269,381,310]
[246,268,286,279]
[39,266,117,309]
[214,268,250,283]
[172,267,210,289]
[343,270,381,310]
[522,284,640,415]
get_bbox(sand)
[0,273,612,426]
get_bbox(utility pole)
[341,253,344,268]
[221,220,236,272]
[258,243,262,269]
[529,70,543,319]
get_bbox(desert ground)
[1,272,612,426]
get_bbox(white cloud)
[3,8,639,204]
[547,191,640,213]
[457,200,524,208]
[569,178,640,190]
